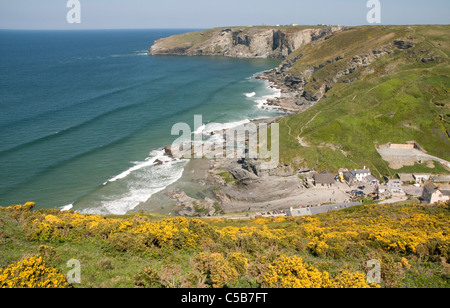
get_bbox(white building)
[387,180,406,196]
[350,168,371,182]
[413,173,432,184]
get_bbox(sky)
[0,0,448,30]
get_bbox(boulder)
[393,40,415,50]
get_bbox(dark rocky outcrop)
[393,40,415,49]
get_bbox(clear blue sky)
[0,0,448,30]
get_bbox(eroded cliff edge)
[148,26,342,59]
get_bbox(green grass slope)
[278,25,450,177]
[1,201,449,288]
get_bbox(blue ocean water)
[0,29,281,214]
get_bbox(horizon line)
[1,23,449,31]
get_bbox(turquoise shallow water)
[0,29,281,214]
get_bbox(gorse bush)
[263,255,333,288]
[0,255,70,288]
[192,252,239,288]
[333,270,380,288]
[0,201,449,288]
[134,267,163,288]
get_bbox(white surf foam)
[81,149,188,215]
[201,119,251,135]
[192,119,252,139]
[101,161,186,215]
[105,149,172,184]
[250,79,283,111]
[109,50,148,59]
[135,50,149,56]
[60,204,73,211]
[244,92,256,98]
[192,124,207,135]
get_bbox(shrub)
[228,253,249,276]
[134,267,163,288]
[0,255,70,288]
[307,238,329,257]
[263,255,332,288]
[38,245,60,264]
[159,264,183,288]
[333,270,380,288]
[108,232,149,254]
[380,255,405,288]
[192,252,238,288]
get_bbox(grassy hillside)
[278,25,450,177]
[1,201,449,288]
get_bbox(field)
[1,201,449,288]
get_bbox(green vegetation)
[2,25,450,289]
[278,25,450,178]
[1,201,449,288]
[218,172,237,184]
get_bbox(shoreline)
[127,71,290,216]
[126,63,329,217]
[65,69,288,216]
[129,114,286,217]
[74,63,343,217]
[118,62,343,217]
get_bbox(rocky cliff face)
[148,26,342,59]
[258,38,417,114]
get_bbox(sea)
[0,29,282,215]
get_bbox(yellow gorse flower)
[0,256,70,288]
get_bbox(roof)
[350,169,371,176]
[413,173,432,177]
[432,175,450,183]
[314,173,336,184]
[423,183,439,194]
[439,185,450,196]
[398,173,415,182]
[402,186,423,196]
[343,171,354,177]
[366,175,378,182]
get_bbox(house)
[313,171,336,187]
[387,180,406,196]
[343,171,356,184]
[421,184,450,204]
[350,168,371,182]
[377,184,390,197]
[365,174,379,184]
[413,173,432,184]
[398,173,415,185]
[402,185,423,197]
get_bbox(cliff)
[273,25,450,174]
[148,26,342,59]
[149,25,450,176]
